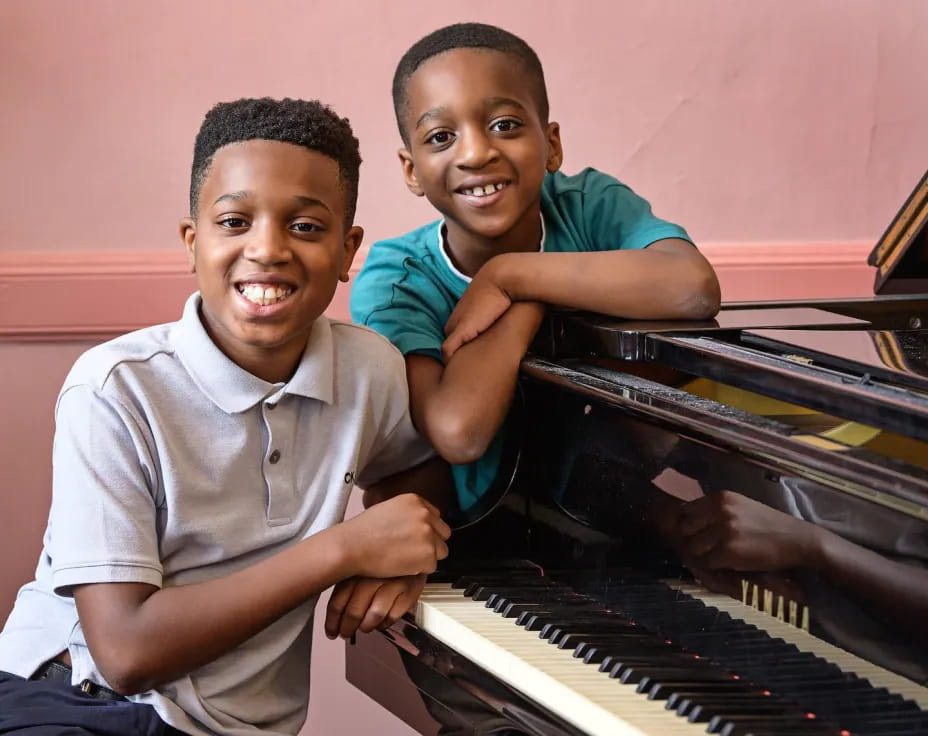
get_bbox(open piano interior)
[346,171,928,736]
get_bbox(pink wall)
[1,2,926,735]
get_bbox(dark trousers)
[0,670,186,736]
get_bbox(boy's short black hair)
[190,97,362,225]
[392,23,549,144]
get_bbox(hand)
[325,574,426,639]
[674,490,819,572]
[443,267,512,361]
[341,493,451,578]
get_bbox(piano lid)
[869,169,928,295]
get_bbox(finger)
[434,538,449,561]
[339,580,382,639]
[324,579,358,639]
[682,524,723,560]
[379,591,415,630]
[442,332,464,361]
[429,514,452,541]
[359,585,400,634]
[677,498,716,536]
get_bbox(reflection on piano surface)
[346,174,928,735]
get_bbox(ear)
[179,217,197,273]
[338,226,364,282]
[397,147,425,197]
[544,122,564,173]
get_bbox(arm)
[73,493,450,695]
[409,300,544,465]
[443,239,720,357]
[361,454,455,517]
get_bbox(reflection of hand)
[442,271,511,360]
[675,491,819,572]
[325,574,427,639]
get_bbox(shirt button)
[269,450,281,464]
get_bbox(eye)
[217,216,248,229]
[490,119,521,133]
[291,221,324,233]
[424,130,454,146]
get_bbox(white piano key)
[664,579,928,709]
[416,583,709,736]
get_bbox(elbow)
[426,413,493,466]
[92,644,157,696]
[677,265,721,320]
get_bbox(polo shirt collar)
[172,293,335,414]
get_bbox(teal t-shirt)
[350,168,691,510]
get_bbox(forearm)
[491,241,720,319]
[362,454,456,516]
[76,525,354,693]
[414,302,543,464]
[809,527,928,643]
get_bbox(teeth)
[238,283,293,306]
[463,182,508,197]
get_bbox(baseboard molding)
[0,242,877,341]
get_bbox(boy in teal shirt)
[351,23,720,511]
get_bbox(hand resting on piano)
[328,454,455,640]
[325,574,427,639]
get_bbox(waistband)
[31,658,128,702]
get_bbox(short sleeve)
[49,384,163,594]
[580,170,693,252]
[350,242,453,362]
[355,350,434,488]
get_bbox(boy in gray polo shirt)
[0,98,450,736]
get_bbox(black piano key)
[715,715,844,736]
[688,701,808,721]
[612,663,736,685]
[580,644,691,665]
[553,631,665,649]
[665,687,774,710]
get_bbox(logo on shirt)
[344,471,355,485]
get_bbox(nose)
[243,221,292,265]
[455,126,499,170]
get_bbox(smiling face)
[398,48,563,270]
[180,139,362,382]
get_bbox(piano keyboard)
[416,574,928,736]
[417,583,706,735]
[666,580,928,710]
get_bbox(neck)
[199,310,307,384]
[443,209,543,277]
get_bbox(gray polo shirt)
[0,293,432,736]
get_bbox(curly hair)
[392,23,549,145]
[189,97,361,224]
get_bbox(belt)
[31,658,128,702]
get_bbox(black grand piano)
[346,171,928,736]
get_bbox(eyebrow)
[414,97,530,130]
[415,106,447,130]
[212,191,331,214]
[484,96,529,112]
